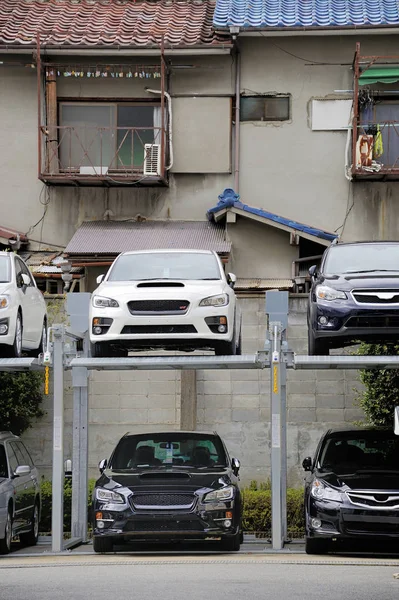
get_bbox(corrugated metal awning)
[65,220,231,257]
[21,251,83,275]
[236,278,294,291]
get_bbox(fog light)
[319,316,328,325]
[0,324,8,335]
[93,326,102,335]
[223,519,232,528]
[97,520,105,529]
[218,325,227,333]
[311,518,322,529]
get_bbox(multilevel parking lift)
[1,291,399,553]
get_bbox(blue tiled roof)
[213,1,399,29]
[207,189,338,242]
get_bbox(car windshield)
[323,244,399,274]
[318,432,399,473]
[107,252,221,281]
[110,433,228,469]
[0,255,11,283]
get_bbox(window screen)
[240,96,290,122]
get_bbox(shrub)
[40,478,96,533]
[242,487,304,537]
[0,372,44,435]
[356,342,399,428]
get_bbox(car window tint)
[17,442,34,467]
[10,441,27,467]
[0,444,8,478]
[108,252,221,281]
[6,443,19,474]
[0,255,11,283]
[111,434,227,469]
[324,244,399,274]
[16,258,33,286]
[319,433,399,471]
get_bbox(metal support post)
[71,366,89,543]
[266,291,289,551]
[51,325,65,553]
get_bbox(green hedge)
[39,479,304,536]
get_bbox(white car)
[0,252,47,358]
[89,249,241,357]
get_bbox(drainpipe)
[145,88,173,170]
[234,48,241,193]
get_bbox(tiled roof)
[236,278,293,290]
[0,0,225,48]
[213,0,399,29]
[64,220,231,255]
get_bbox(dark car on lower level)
[307,241,399,355]
[92,431,242,553]
[0,431,41,554]
[303,428,399,554]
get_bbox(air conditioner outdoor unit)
[143,144,161,176]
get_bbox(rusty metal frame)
[352,42,399,180]
[36,37,169,187]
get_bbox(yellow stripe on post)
[44,366,50,395]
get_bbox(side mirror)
[14,465,31,477]
[308,265,317,278]
[302,457,312,472]
[231,457,240,475]
[99,458,107,473]
[227,273,236,288]
[96,274,105,285]
[21,273,30,287]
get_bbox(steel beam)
[68,354,263,370]
[51,325,65,553]
[0,358,42,371]
[71,366,89,543]
[294,355,399,369]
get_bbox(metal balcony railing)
[353,121,399,178]
[40,125,167,185]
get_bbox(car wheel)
[0,510,13,555]
[308,328,329,356]
[236,332,242,355]
[7,313,23,358]
[214,330,237,356]
[93,536,114,553]
[220,531,241,552]
[29,320,47,358]
[20,502,39,547]
[305,537,329,555]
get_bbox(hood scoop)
[139,471,190,480]
[137,282,185,288]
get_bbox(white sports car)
[89,249,241,356]
[0,252,47,358]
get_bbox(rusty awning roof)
[236,278,294,291]
[0,0,230,50]
[65,220,231,260]
[0,225,28,247]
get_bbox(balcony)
[352,121,399,181]
[39,125,168,187]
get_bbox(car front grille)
[344,521,399,535]
[346,491,399,509]
[127,300,190,315]
[121,325,197,335]
[345,315,399,328]
[352,290,399,305]
[131,493,195,510]
[126,520,203,532]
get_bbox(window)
[59,102,161,171]
[6,443,19,474]
[0,445,8,478]
[240,95,290,122]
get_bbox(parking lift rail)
[2,290,399,553]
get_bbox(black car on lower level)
[92,431,242,553]
[303,428,399,554]
[307,241,399,355]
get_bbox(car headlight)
[316,286,347,301]
[0,295,10,309]
[204,486,235,502]
[92,295,119,308]
[199,294,229,307]
[95,488,125,504]
[311,479,341,502]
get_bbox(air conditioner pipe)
[145,88,173,170]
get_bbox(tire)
[220,531,241,552]
[308,328,329,356]
[6,312,23,358]
[20,502,39,547]
[236,332,242,356]
[214,329,237,356]
[29,320,47,358]
[0,510,13,555]
[93,536,114,553]
[305,537,329,555]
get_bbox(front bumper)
[0,309,17,347]
[307,497,399,541]
[311,299,399,345]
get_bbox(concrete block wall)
[22,295,365,487]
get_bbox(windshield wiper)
[345,269,399,274]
